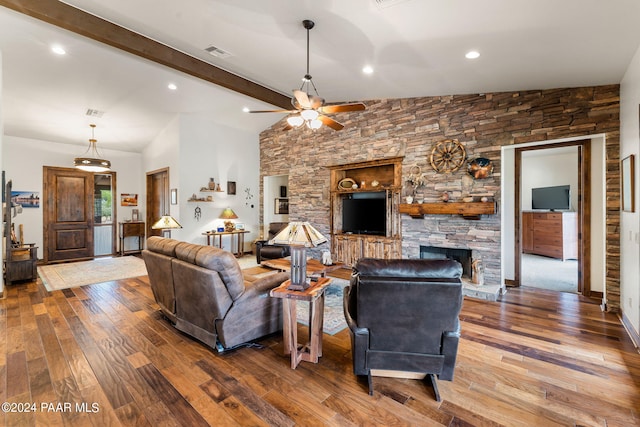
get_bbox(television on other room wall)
[531,185,571,211]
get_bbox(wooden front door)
[43,166,94,263]
[146,168,169,238]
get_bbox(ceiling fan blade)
[249,109,297,114]
[319,103,366,114]
[293,90,312,109]
[318,115,344,131]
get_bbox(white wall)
[263,174,289,237]
[620,43,640,342]
[150,113,262,252]
[521,148,579,211]
[2,136,142,256]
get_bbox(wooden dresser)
[522,211,577,261]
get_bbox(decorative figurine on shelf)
[441,191,450,203]
[208,178,216,190]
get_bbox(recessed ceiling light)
[362,65,374,75]
[167,83,177,90]
[51,45,66,55]
[465,51,480,59]
[242,107,250,113]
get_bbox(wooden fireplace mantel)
[399,202,496,220]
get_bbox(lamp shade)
[269,221,327,247]
[219,208,238,219]
[151,215,182,230]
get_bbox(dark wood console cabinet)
[328,157,403,267]
[522,211,577,261]
[119,221,145,256]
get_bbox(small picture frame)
[621,154,635,212]
[132,209,139,221]
[170,188,178,205]
[227,181,236,195]
[235,223,245,230]
[121,193,138,206]
[275,198,289,214]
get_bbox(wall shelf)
[399,202,496,220]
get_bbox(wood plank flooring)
[1,275,639,426]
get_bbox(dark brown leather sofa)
[343,258,463,400]
[142,236,289,351]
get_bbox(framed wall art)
[275,198,289,214]
[621,154,635,212]
[121,193,138,206]
[227,181,236,195]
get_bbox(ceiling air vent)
[374,0,411,8]
[85,109,105,118]
[204,45,233,59]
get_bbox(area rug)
[38,256,148,291]
[295,278,349,335]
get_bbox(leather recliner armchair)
[343,258,463,401]
[255,222,291,264]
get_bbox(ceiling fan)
[249,19,366,131]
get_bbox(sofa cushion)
[175,244,245,300]
[147,235,180,257]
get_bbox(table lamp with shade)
[269,221,328,290]
[151,214,182,238]
[219,207,238,232]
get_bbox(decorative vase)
[405,196,414,204]
[208,178,215,190]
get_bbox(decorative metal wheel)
[430,139,466,173]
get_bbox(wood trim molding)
[0,0,292,109]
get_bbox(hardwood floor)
[1,276,639,426]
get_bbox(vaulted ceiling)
[1,0,640,152]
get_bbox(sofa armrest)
[252,272,290,292]
[343,287,370,375]
[440,318,461,381]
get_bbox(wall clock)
[430,139,466,173]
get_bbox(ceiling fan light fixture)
[308,119,323,130]
[300,109,319,121]
[287,115,304,127]
[74,124,111,172]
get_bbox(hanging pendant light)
[74,124,111,172]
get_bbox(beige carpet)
[38,256,148,291]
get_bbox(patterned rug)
[38,256,148,291]
[295,278,349,335]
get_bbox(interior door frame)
[513,139,591,296]
[146,167,170,239]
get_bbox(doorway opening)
[515,141,589,294]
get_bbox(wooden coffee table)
[269,277,332,369]
[261,257,345,277]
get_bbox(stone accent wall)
[259,85,621,311]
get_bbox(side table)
[119,221,145,256]
[269,277,332,369]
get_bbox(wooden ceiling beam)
[0,0,292,109]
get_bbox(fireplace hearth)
[419,245,502,301]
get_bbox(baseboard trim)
[620,311,640,350]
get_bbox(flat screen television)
[531,185,571,211]
[342,192,386,236]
